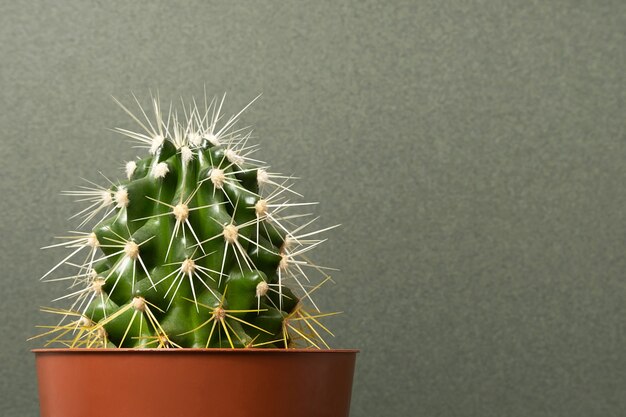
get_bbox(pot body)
[34,348,358,417]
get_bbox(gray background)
[1,1,625,416]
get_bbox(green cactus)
[34,94,338,349]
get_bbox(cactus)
[34,94,339,349]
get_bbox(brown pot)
[34,348,358,417]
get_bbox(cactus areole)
[33,94,345,350]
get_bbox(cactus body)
[36,95,337,349]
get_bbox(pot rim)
[33,348,359,354]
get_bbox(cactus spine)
[35,94,338,349]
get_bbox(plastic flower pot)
[34,348,358,417]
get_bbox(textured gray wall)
[1,1,625,416]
